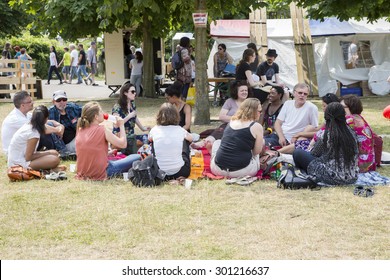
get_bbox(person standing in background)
[68,44,78,84]
[13,46,21,59]
[129,51,143,96]
[58,47,71,83]
[46,46,63,85]
[175,37,192,101]
[86,41,98,86]
[76,44,88,85]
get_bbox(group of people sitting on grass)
[2,79,379,185]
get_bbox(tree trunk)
[194,0,210,125]
[142,14,155,98]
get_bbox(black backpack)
[171,49,184,70]
[128,155,166,187]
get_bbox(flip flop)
[353,186,365,196]
[226,175,251,185]
[364,188,374,197]
[236,176,257,186]
[45,172,59,180]
[57,171,67,180]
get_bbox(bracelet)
[267,128,273,134]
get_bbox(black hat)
[265,49,278,58]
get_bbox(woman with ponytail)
[75,101,141,180]
[8,105,61,170]
[293,102,359,185]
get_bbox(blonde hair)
[156,103,180,126]
[231,98,260,122]
[77,101,101,130]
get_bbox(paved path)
[41,79,114,101]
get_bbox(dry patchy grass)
[0,95,389,259]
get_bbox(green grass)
[0,95,389,259]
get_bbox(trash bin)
[35,78,42,99]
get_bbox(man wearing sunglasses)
[48,90,82,157]
[265,83,318,148]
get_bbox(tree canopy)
[292,0,390,23]
[0,0,32,38]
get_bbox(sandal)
[364,188,374,197]
[353,186,365,196]
[45,172,59,180]
[57,171,67,180]
[226,175,251,185]
[236,176,257,186]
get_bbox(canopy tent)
[208,18,390,96]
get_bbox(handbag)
[7,165,42,182]
[128,155,166,187]
[186,87,196,106]
[277,165,318,190]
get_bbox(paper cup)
[123,172,129,181]
[69,164,76,173]
[185,179,193,189]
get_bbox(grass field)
[0,95,389,259]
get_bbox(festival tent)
[208,18,390,96]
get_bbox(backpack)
[128,155,166,187]
[171,49,184,70]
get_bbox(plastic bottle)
[103,113,116,123]
[142,134,149,144]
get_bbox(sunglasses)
[55,98,68,102]
[296,91,309,96]
[128,90,136,94]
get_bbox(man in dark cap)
[256,49,284,88]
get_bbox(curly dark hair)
[165,81,183,98]
[229,80,251,100]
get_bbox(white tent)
[208,18,390,96]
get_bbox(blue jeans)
[77,65,88,83]
[106,154,141,177]
[69,66,78,81]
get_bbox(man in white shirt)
[265,83,318,148]
[85,41,98,86]
[1,91,33,155]
[68,44,79,84]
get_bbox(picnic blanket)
[355,171,390,187]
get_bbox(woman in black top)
[211,98,264,178]
[165,81,192,132]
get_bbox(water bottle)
[103,113,116,123]
[142,134,149,144]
